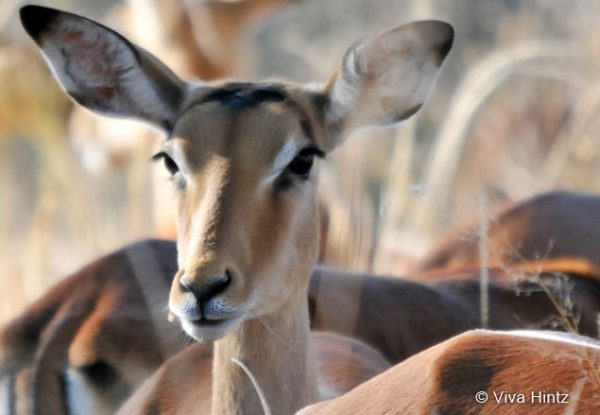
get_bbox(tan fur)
[116,342,214,415]
[299,330,600,415]
[117,331,390,415]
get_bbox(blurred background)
[1,0,600,325]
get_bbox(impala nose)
[179,272,232,305]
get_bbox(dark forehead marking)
[179,82,322,145]
[286,92,318,144]
[198,82,286,110]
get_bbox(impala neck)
[211,289,318,415]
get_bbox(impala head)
[21,5,453,341]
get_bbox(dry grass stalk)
[415,41,583,233]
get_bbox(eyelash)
[286,147,324,179]
[273,147,325,191]
[151,151,179,176]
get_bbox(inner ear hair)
[322,20,454,150]
[19,5,187,131]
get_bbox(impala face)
[20,5,453,341]
[162,83,325,340]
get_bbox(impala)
[6,238,600,413]
[0,240,184,415]
[17,7,596,413]
[418,191,600,277]
[309,266,600,362]
[18,4,454,413]
[0,239,375,414]
[115,264,600,413]
[298,329,600,414]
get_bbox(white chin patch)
[181,316,244,342]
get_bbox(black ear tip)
[418,21,453,64]
[19,5,60,42]
[438,23,454,61]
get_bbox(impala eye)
[286,147,324,180]
[152,152,179,176]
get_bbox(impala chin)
[169,295,250,341]
[180,313,245,342]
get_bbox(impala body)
[419,191,600,276]
[299,330,600,415]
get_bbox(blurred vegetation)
[1,0,600,324]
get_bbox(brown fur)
[309,267,600,363]
[5,240,600,412]
[300,330,600,414]
[0,240,184,414]
[419,191,600,279]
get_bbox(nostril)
[179,271,232,303]
[204,271,232,300]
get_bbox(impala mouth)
[190,316,233,327]
[169,309,242,327]
[168,294,250,341]
[177,311,246,342]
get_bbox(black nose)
[179,271,232,303]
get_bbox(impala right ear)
[321,21,454,151]
[19,5,188,131]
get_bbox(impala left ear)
[321,20,454,150]
[19,5,188,132]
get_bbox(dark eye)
[163,155,179,175]
[152,152,179,176]
[286,148,323,180]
